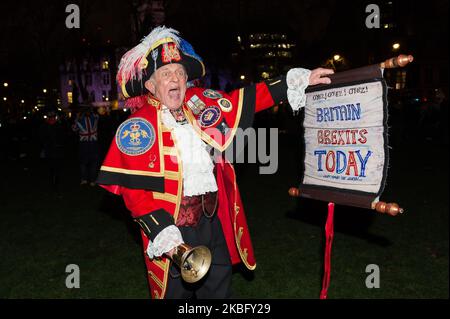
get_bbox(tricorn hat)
[117,26,205,98]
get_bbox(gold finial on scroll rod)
[371,201,404,216]
[288,187,301,197]
[380,54,414,69]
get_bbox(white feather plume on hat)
[117,26,181,85]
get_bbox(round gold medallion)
[217,98,232,112]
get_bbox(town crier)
[96,26,333,299]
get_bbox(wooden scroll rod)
[288,187,404,217]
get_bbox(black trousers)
[165,214,233,299]
[79,141,99,182]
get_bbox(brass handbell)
[171,243,212,283]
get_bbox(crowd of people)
[0,107,129,193]
[0,86,447,188]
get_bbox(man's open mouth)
[168,87,181,98]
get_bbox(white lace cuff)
[287,68,311,112]
[146,225,184,259]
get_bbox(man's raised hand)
[309,68,334,86]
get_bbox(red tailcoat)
[97,77,288,298]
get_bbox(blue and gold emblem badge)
[116,117,155,156]
[203,89,222,99]
[199,106,221,128]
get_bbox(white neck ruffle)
[160,107,218,196]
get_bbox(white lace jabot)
[146,106,219,259]
[160,106,218,197]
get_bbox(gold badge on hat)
[217,98,232,112]
[162,43,181,63]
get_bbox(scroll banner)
[299,65,388,209]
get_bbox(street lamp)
[21,100,25,104]
[3,82,8,87]
[392,43,400,50]
[3,97,7,101]
[43,89,47,93]
[240,75,245,80]
[333,54,341,61]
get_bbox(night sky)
[0,0,448,91]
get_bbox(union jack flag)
[72,113,99,142]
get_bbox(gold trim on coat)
[152,259,167,271]
[148,270,164,289]
[164,170,179,180]
[100,165,164,177]
[153,192,178,204]
[154,109,184,299]
[163,146,177,156]
[229,163,256,270]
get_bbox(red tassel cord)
[320,202,335,299]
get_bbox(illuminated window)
[395,71,407,90]
[67,92,73,104]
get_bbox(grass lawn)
[0,136,448,299]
